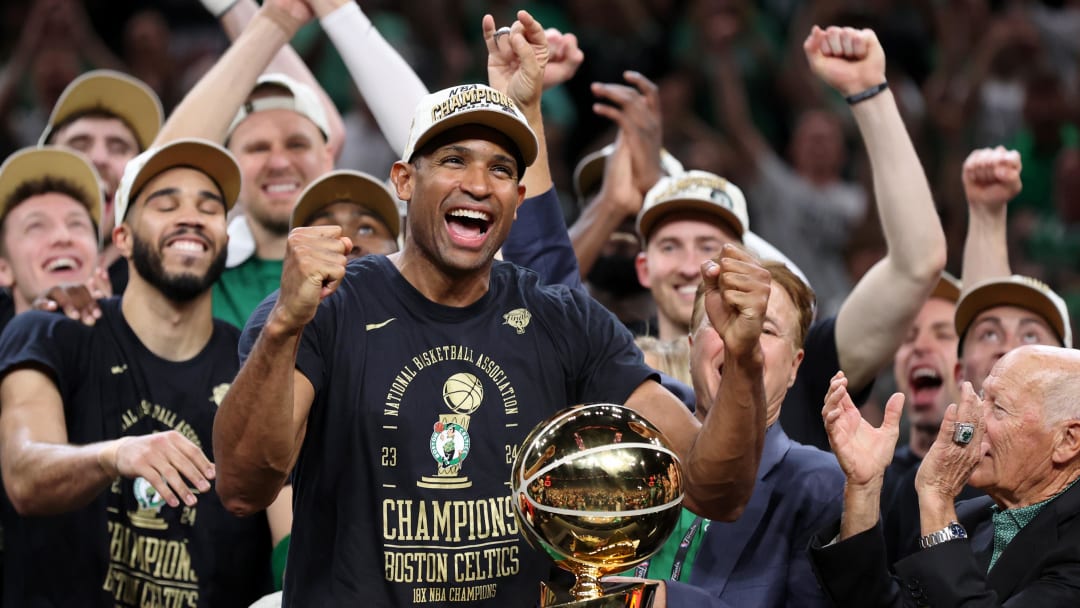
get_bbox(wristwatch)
[919,521,967,549]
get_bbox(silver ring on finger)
[494,26,511,42]
[953,422,975,446]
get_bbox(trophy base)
[540,581,659,607]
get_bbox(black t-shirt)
[240,256,656,606]
[779,316,874,451]
[0,298,272,607]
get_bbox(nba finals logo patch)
[418,372,484,490]
[502,308,531,335]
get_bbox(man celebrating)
[215,11,770,606]
[813,344,1080,606]
[39,69,164,292]
[0,147,103,318]
[0,138,273,605]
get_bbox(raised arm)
[819,27,947,390]
[306,0,425,156]
[155,0,311,145]
[213,225,351,515]
[483,10,552,198]
[211,0,345,158]
[960,147,1019,286]
[568,72,662,276]
[628,244,769,521]
[0,368,213,516]
[821,371,904,540]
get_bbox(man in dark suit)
[811,344,1080,606]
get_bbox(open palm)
[823,374,902,485]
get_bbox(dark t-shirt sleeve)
[555,286,656,404]
[502,186,582,290]
[0,310,76,395]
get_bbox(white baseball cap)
[955,275,1072,348]
[113,138,242,229]
[226,73,330,142]
[637,170,749,243]
[401,84,538,169]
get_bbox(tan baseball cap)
[930,271,961,303]
[401,84,537,168]
[637,170,749,243]
[226,73,330,142]
[0,146,103,227]
[955,275,1072,348]
[40,70,163,150]
[113,138,242,228]
[290,170,400,238]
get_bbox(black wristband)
[845,81,889,105]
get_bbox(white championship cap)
[226,73,330,142]
[638,170,749,243]
[401,84,538,168]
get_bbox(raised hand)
[596,134,644,218]
[101,431,216,508]
[591,71,663,195]
[803,25,886,96]
[963,146,1022,214]
[32,267,112,326]
[915,382,985,503]
[823,371,903,486]
[273,226,351,331]
[482,10,548,110]
[699,244,770,359]
[543,28,584,90]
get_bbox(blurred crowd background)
[2,0,1078,332]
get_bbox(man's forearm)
[3,441,117,516]
[962,208,1011,287]
[155,6,297,145]
[520,106,553,198]
[320,1,427,156]
[683,349,765,521]
[851,91,945,279]
[213,316,305,515]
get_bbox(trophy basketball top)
[510,403,684,603]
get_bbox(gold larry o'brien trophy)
[510,403,684,607]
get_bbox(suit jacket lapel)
[689,426,789,593]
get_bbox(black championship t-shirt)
[0,297,272,607]
[241,256,656,607]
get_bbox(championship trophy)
[510,404,684,607]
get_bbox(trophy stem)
[569,567,603,601]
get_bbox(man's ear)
[635,251,651,289]
[0,256,14,288]
[514,183,526,221]
[390,161,414,202]
[1052,420,1080,465]
[112,223,132,258]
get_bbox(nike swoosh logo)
[366,318,397,331]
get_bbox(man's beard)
[247,200,291,237]
[131,230,227,302]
